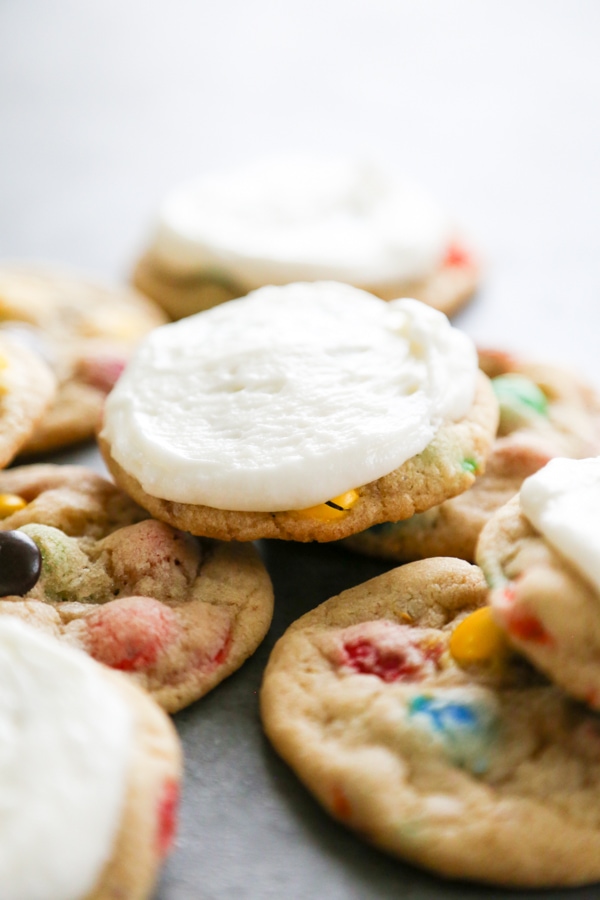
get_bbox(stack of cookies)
[3,156,600,895]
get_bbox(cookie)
[343,348,600,563]
[0,265,167,454]
[261,557,600,887]
[0,464,274,712]
[0,615,181,900]
[480,347,600,457]
[477,456,600,710]
[100,283,498,542]
[132,156,479,319]
[0,333,56,467]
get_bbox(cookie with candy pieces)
[99,282,498,543]
[0,464,273,712]
[0,333,56,467]
[261,556,600,886]
[343,348,600,563]
[0,264,167,454]
[132,156,479,319]
[477,455,600,711]
[0,615,181,900]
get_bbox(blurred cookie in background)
[0,332,56,467]
[0,265,167,454]
[132,156,479,319]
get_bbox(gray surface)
[2,1,600,897]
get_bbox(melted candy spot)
[442,243,473,268]
[331,784,352,820]
[501,585,516,603]
[156,779,180,857]
[189,624,233,676]
[85,597,177,671]
[342,626,441,683]
[461,457,478,474]
[77,356,127,393]
[211,628,232,667]
[504,608,553,645]
[407,690,498,773]
[0,530,42,596]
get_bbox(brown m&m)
[0,531,42,596]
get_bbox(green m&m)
[492,374,548,433]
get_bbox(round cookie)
[0,464,274,712]
[477,457,600,711]
[0,615,181,900]
[480,347,600,458]
[261,558,600,887]
[0,264,167,454]
[100,284,498,543]
[132,157,479,319]
[343,348,600,563]
[0,333,56,467]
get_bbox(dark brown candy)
[0,531,42,596]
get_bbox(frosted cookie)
[0,615,181,900]
[261,557,600,887]
[477,456,600,710]
[0,265,167,454]
[0,464,274,712]
[99,283,498,543]
[0,334,56,467]
[132,157,479,319]
[343,349,600,563]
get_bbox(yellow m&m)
[292,489,359,522]
[0,494,27,518]
[449,606,508,668]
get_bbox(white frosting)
[0,617,132,900]
[102,282,477,511]
[520,457,600,594]
[150,157,452,287]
